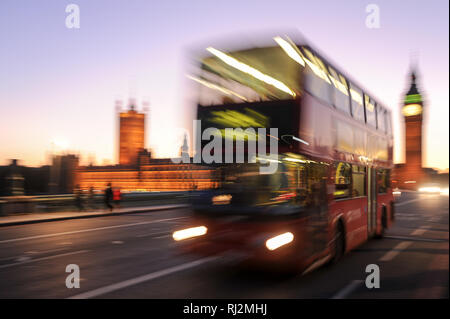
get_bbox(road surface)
[0,191,447,299]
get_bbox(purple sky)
[0,0,448,170]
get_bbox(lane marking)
[0,254,29,262]
[153,235,170,239]
[0,217,184,244]
[302,255,331,276]
[395,198,422,207]
[28,247,67,255]
[135,231,169,238]
[379,241,412,262]
[0,250,89,269]
[0,247,68,262]
[67,256,218,299]
[331,280,363,299]
[411,228,427,236]
[384,235,445,243]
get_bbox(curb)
[0,204,189,228]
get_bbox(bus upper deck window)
[350,84,365,122]
[301,47,333,105]
[386,111,393,136]
[377,107,387,133]
[365,94,377,128]
[328,67,350,115]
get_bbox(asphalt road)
[0,191,448,299]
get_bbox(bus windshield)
[199,155,329,213]
[221,162,289,192]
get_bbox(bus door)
[367,167,377,236]
[308,163,329,254]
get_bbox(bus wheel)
[330,222,345,265]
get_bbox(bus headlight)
[172,226,207,241]
[265,232,294,251]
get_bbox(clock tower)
[393,70,427,190]
[403,71,423,170]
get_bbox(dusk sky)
[0,0,448,170]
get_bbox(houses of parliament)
[74,101,215,192]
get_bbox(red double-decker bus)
[173,35,394,272]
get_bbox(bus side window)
[334,162,352,199]
[301,48,333,105]
[328,67,350,115]
[350,83,365,122]
[378,107,387,133]
[365,94,377,128]
[352,165,366,197]
[386,110,393,136]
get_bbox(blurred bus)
[173,35,395,272]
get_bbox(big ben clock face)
[402,103,422,116]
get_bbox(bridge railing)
[0,191,191,215]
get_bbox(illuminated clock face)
[402,103,422,116]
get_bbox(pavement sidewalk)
[0,204,188,227]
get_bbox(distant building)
[119,103,145,166]
[2,159,24,196]
[0,159,50,196]
[49,154,79,194]
[76,157,216,192]
[76,101,216,192]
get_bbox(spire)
[180,133,190,162]
[181,134,189,153]
[407,71,419,95]
[128,98,137,112]
[404,69,423,105]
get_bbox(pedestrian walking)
[74,184,84,212]
[88,186,95,210]
[104,183,113,212]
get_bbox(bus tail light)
[265,232,294,251]
[173,226,207,241]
